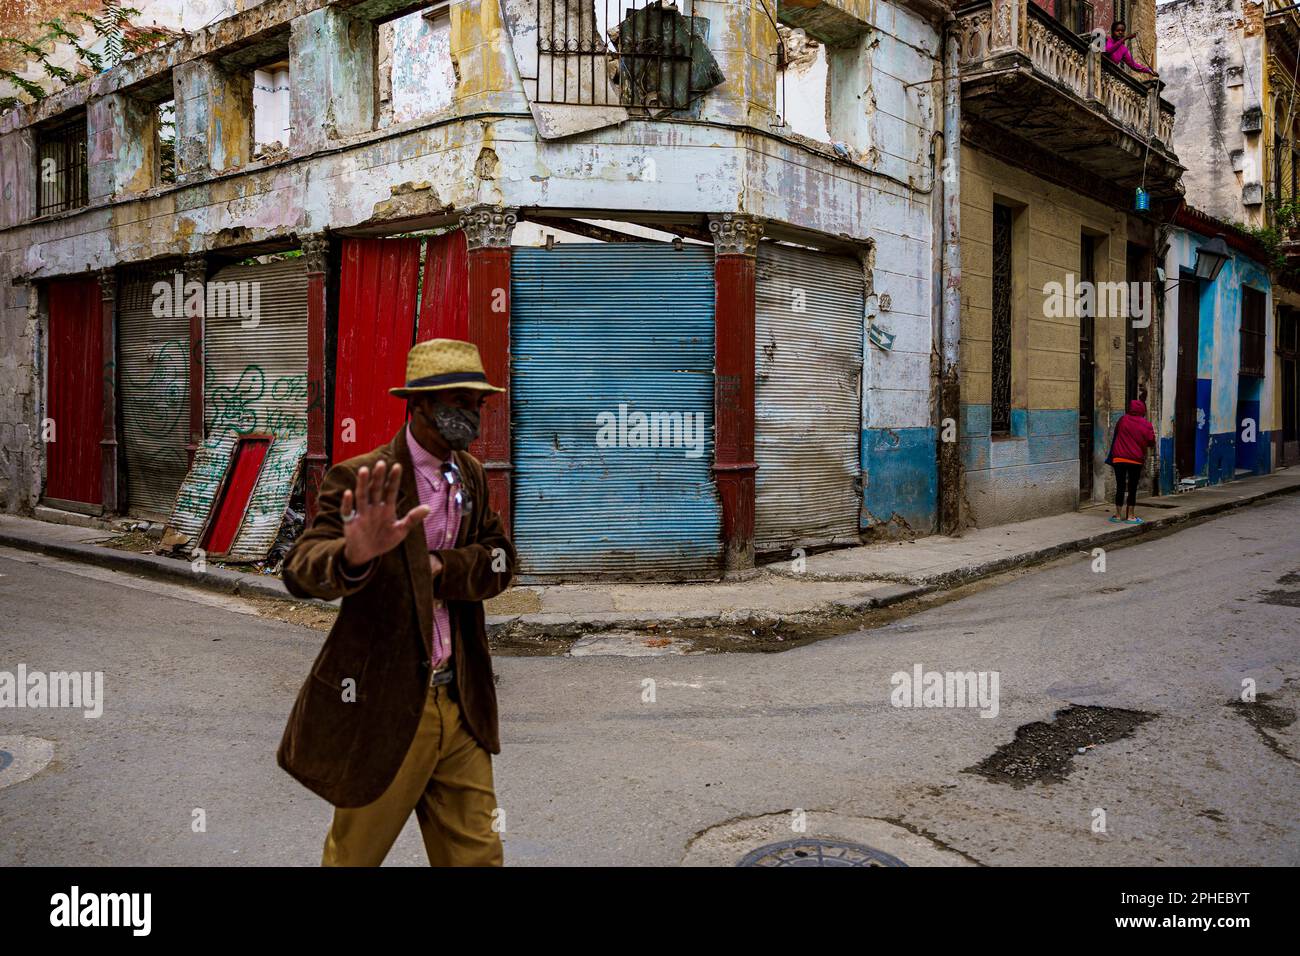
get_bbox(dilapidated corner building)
[953,0,1181,527]
[0,0,956,580]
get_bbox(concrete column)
[183,253,207,467]
[290,6,375,154]
[88,93,157,202]
[460,205,517,534]
[173,59,252,177]
[303,233,330,522]
[709,212,764,573]
[98,268,120,514]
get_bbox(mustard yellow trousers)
[321,682,503,867]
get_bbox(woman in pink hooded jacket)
[1106,399,1156,524]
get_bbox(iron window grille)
[35,114,88,217]
[991,204,1014,435]
[1240,286,1267,378]
[534,0,710,111]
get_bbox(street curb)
[1,476,1295,637]
[0,528,335,609]
[770,478,1300,589]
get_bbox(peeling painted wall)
[1159,227,1275,489]
[378,5,455,127]
[0,0,946,519]
[1158,0,1266,226]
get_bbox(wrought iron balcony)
[955,0,1182,201]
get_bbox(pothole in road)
[682,811,975,867]
[964,705,1157,789]
[1258,569,1300,608]
[1228,693,1297,764]
[0,735,56,790]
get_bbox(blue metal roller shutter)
[511,243,721,579]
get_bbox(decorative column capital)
[182,253,207,282]
[300,232,329,273]
[97,267,116,300]
[460,205,518,251]
[709,214,765,257]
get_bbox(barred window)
[1240,286,1267,378]
[35,113,88,217]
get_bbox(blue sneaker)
[1127,516,1144,525]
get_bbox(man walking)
[277,338,515,866]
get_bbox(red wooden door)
[203,436,271,555]
[332,238,422,462]
[46,277,104,505]
[417,230,469,341]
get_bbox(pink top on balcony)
[1105,37,1154,75]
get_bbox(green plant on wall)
[0,1,171,113]
[1269,196,1300,232]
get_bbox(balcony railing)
[957,0,1175,146]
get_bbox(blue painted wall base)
[862,427,937,533]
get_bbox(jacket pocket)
[309,633,373,703]
[284,673,368,787]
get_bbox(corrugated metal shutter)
[201,257,308,559]
[118,261,190,518]
[754,243,863,551]
[511,243,721,580]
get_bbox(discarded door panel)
[203,434,272,556]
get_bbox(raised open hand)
[340,460,430,567]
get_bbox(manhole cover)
[737,838,907,867]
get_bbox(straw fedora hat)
[389,338,504,398]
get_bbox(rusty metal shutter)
[511,243,721,580]
[201,257,308,558]
[118,261,190,518]
[754,242,863,551]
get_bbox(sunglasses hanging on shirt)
[440,459,472,516]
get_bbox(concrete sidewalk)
[2,466,1297,639]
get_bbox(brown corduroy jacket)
[277,427,515,808]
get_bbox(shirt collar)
[405,424,447,478]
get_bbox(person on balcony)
[1100,20,1157,77]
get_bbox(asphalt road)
[1,495,1297,866]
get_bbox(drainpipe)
[937,14,963,536]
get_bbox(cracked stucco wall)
[1158,0,1266,227]
[0,0,945,515]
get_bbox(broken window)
[157,99,176,185]
[35,112,89,216]
[252,60,291,156]
[376,3,455,129]
[776,27,830,142]
[532,0,722,112]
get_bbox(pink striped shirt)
[406,425,462,671]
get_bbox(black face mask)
[419,401,480,451]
